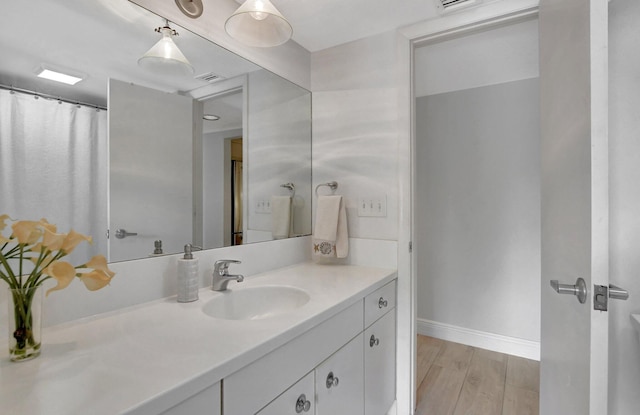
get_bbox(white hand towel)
[271,196,292,240]
[313,195,348,258]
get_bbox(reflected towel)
[313,195,348,258]
[271,196,292,240]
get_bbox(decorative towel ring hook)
[315,181,338,196]
[280,182,295,197]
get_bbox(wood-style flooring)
[415,335,539,415]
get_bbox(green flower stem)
[18,244,23,286]
[0,252,19,288]
[10,287,39,356]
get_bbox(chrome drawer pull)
[326,371,339,389]
[295,394,311,413]
[378,297,388,308]
[370,334,380,347]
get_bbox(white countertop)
[0,263,396,415]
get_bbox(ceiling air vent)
[195,72,224,83]
[435,0,482,14]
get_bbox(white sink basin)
[202,285,310,320]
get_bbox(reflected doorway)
[230,138,243,246]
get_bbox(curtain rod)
[0,83,107,111]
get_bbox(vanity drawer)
[223,300,363,415]
[257,371,315,415]
[364,280,396,328]
[159,382,221,415]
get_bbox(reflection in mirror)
[0,0,312,263]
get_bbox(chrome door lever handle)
[550,278,587,304]
[115,228,138,239]
[608,284,629,301]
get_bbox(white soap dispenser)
[177,244,199,303]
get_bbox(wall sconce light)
[225,0,292,48]
[138,20,194,76]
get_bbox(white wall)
[310,29,408,412]
[414,18,539,96]
[311,31,400,241]
[109,79,194,262]
[609,0,640,412]
[414,19,541,358]
[415,79,540,343]
[246,70,312,241]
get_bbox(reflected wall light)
[138,19,194,76]
[225,0,292,47]
[175,0,204,19]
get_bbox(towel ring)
[280,182,295,197]
[315,181,338,196]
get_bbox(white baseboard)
[417,319,540,361]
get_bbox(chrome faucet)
[212,260,244,291]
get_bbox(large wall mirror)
[0,0,312,263]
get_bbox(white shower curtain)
[0,89,108,263]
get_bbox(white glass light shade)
[138,27,194,76]
[225,0,293,47]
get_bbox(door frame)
[397,1,539,413]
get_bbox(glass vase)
[7,286,42,362]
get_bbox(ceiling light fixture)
[225,0,292,48]
[203,114,220,121]
[35,66,84,85]
[138,19,194,76]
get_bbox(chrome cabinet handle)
[550,278,587,304]
[326,371,339,389]
[370,334,380,347]
[378,297,388,308]
[295,394,311,413]
[115,228,138,239]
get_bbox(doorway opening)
[412,16,541,413]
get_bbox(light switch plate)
[255,200,271,214]
[357,195,387,217]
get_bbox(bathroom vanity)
[0,263,397,415]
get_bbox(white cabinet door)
[257,371,315,415]
[364,309,396,415]
[159,382,221,415]
[315,333,364,415]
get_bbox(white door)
[539,0,612,413]
[108,79,194,262]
